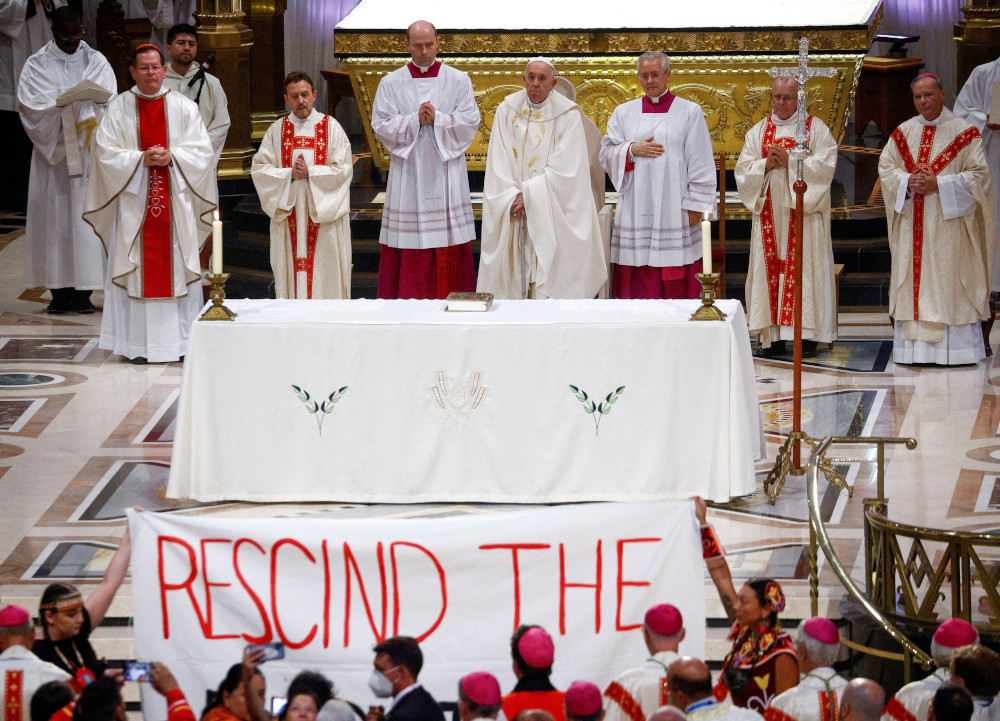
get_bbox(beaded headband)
[39,593,83,613]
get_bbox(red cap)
[565,681,603,717]
[0,605,30,627]
[518,627,555,669]
[460,672,501,706]
[933,618,978,648]
[644,604,683,636]
[802,617,839,645]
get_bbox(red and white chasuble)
[735,113,838,347]
[878,107,997,364]
[0,646,72,721]
[281,114,327,299]
[251,108,353,300]
[602,651,678,721]
[4,670,22,721]
[764,669,846,721]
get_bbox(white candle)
[701,214,712,275]
[212,211,223,275]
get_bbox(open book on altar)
[56,80,112,107]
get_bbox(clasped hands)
[764,145,790,172]
[143,145,171,167]
[907,164,938,196]
[291,155,309,180]
[418,101,436,125]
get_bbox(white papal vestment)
[881,668,948,721]
[0,645,71,721]
[765,668,847,721]
[478,88,606,299]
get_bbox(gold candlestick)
[690,273,726,321]
[199,273,238,321]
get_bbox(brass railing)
[803,436,935,682]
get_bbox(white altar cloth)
[166,299,763,503]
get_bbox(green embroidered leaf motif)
[617,386,626,394]
[581,390,589,401]
[606,392,614,402]
[292,385,301,393]
[569,385,579,393]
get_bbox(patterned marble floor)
[1,218,999,670]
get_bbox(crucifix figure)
[764,37,837,473]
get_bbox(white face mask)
[368,668,396,698]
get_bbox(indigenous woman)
[696,498,799,711]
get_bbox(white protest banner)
[128,501,704,717]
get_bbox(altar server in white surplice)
[954,58,1000,287]
[163,23,230,167]
[878,73,997,366]
[600,52,716,299]
[17,7,115,315]
[371,19,478,299]
[0,0,66,209]
[83,44,216,364]
[478,57,606,299]
[252,71,353,300]
[735,76,838,357]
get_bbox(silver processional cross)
[767,37,838,168]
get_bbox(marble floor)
[1,212,999,675]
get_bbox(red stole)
[280,115,329,299]
[889,121,980,320]
[136,94,172,299]
[759,115,812,326]
[407,61,441,78]
[4,670,23,721]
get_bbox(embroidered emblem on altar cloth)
[431,371,488,427]
[290,383,349,436]
[569,384,626,436]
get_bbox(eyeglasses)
[134,65,163,73]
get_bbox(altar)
[167,299,764,504]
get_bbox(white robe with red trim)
[602,651,678,721]
[371,61,478,250]
[84,87,216,362]
[252,108,352,299]
[478,89,606,299]
[600,94,717,269]
[0,645,71,721]
[880,668,948,721]
[735,113,838,347]
[764,668,847,721]
[878,108,997,365]
[688,699,765,721]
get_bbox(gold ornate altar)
[335,7,882,172]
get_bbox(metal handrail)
[805,437,934,674]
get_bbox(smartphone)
[271,697,288,716]
[124,662,152,682]
[248,642,285,662]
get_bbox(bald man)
[371,19,480,299]
[666,657,763,721]
[839,680,885,721]
[650,707,688,721]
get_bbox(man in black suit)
[365,636,445,721]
